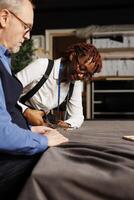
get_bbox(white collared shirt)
[16,58,84,128]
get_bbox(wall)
[32,0,134,35]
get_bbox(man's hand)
[23,108,46,126]
[31,126,69,146]
[57,120,71,129]
[31,126,53,134]
[44,129,69,147]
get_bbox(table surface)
[18,120,134,200]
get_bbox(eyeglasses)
[76,56,96,81]
[8,10,32,34]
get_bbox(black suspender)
[20,59,74,109]
[20,59,54,104]
[57,82,74,112]
[68,82,74,100]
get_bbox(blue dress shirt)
[0,45,48,155]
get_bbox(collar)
[0,45,12,74]
[0,45,7,57]
[0,45,11,59]
[4,49,11,58]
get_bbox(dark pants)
[0,153,42,200]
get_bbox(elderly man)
[0,0,68,199]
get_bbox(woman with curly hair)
[17,42,102,129]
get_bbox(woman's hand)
[23,108,46,126]
[57,120,71,129]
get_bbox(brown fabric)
[18,120,134,200]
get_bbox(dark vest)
[0,60,29,130]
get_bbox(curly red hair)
[64,42,102,73]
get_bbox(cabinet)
[83,25,134,119]
[88,77,134,119]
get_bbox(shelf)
[94,101,102,104]
[92,76,134,81]
[85,29,134,119]
[99,48,134,59]
[93,112,134,115]
[89,79,134,119]
[94,89,134,93]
